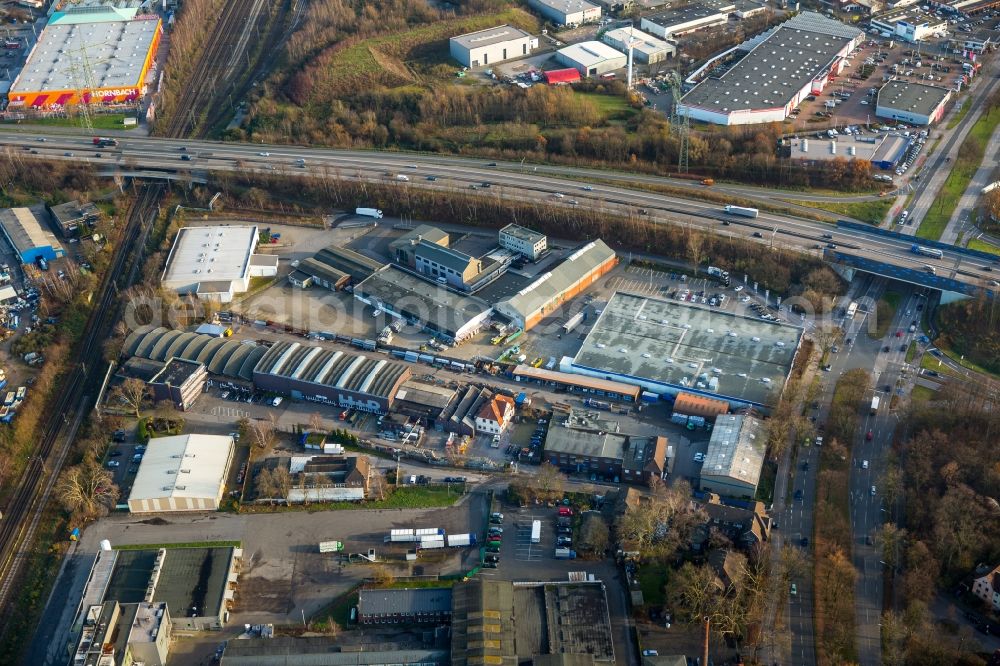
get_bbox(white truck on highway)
[355,207,383,218]
[724,205,759,218]
[871,395,880,415]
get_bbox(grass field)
[967,237,1000,256]
[905,340,918,364]
[918,107,1000,241]
[920,352,961,378]
[6,113,137,131]
[636,565,668,607]
[909,385,936,402]
[784,198,892,225]
[574,92,637,122]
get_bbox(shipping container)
[554,548,577,559]
[415,528,445,536]
[446,533,477,547]
[724,205,759,218]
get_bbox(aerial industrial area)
[0,0,997,664]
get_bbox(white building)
[161,225,278,303]
[527,0,601,26]
[677,12,864,125]
[556,40,627,77]
[499,224,547,260]
[972,564,1000,611]
[601,27,676,64]
[449,25,537,68]
[699,415,766,499]
[870,7,948,42]
[640,2,735,39]
[875,80,951,126]
[127,434,235,513]
[474,395,515,435]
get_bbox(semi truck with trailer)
[911,244,944,259]
[355,207,384,218]
[446,534,477,547]
[724,205,759,218]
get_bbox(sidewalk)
[939,109,1000,244]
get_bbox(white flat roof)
[10,13,159,95]
[603,27,674,56]
[557,41,625,67]
[451,24,532,50]
[162,225,258,288]
[128,434,234,503]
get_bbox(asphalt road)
[0,132,997,292]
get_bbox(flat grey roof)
[787,135,883,161]
[643,2,734,29]
[572,292,802,407]
[544,422,628,460]
[451,24,532,49]
[0,207,64,255]
[355,265,490,338]
[10,14,159,96]
[681,12,862,114]
[220,640,448,665]
[358,587,453,616]
[151,547,234,620]
[531,0,601,14]
[701,414,765,487]
[876,80,951,118]
[395,380,457,409]
[388,224,449,253]
[872,6,948,26]
[149,357,204,386]
[500,223,546,245]
[415,239,477,274]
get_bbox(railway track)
[0,185,162,624]
[0,0,274,638]
[163,0,271,138]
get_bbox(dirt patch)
[138,517,170,526]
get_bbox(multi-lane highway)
[1,130,997,293]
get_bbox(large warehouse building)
[8,8,161,109]
[253,341,412,413]
[527,0,601,26]
[127,434,235,513]
[875,80,952,126]
[563,291,802,410]
[699,414,765,499]
[449,25,537,68]
[677,12,864,125]
[640,1,735,39]
[602,27,676,64]
[354,265,493,342]
[494,239,617,331]
[161,225,277,303]
[556,41,627,77]
[0,207,65,264]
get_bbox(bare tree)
[527,462,567,504]
[371,564,395,586]
[109,377,147,418]
[55,460,120,519]
[579,513,610,554]
[272,465,292,499]
[255,467,277,502]
[245,414,278,450]
[308,411,325,433]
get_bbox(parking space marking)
[211,406,250,418]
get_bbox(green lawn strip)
[905,340,918,364]
[5,113,137,131]
[783,197,892,225]
[966,237,1000,256]
[909,385,936,402]
[932,344,1000,380]
[241,485,462,513]
[636,566,668,607]
[870,290,900,339]
[919,352,962,378]
[947,98,971,130]
[755,458,777,505]
[574,92,636,122]
[918,107,1000,241]
[113,540,242,551]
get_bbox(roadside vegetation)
[230,1,872,190]
[966,237,1000,256]
[917,90,1000,241]
[787,197,893,225]
[201,171,848,307]
[932,296,1000,376]
[813,368,869,665]
[870,290,901,339]
[882,383,1000,664]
